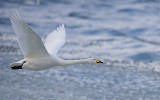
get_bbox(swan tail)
[10,59,26,70]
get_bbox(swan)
[10,11,103,71]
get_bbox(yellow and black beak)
[95,59,103,63]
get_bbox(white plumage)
[44,24,66,56]
[10,11,103,71]
[10,12,49,58]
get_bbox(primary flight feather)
[10,11,103,71]
[10,12,49,58]
[45,24,66,56]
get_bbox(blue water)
[1,0,160,99]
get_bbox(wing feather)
[10,11,49,58]
[44,24,66,56]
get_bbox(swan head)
[86,58,103,63]
[94,59,103,63]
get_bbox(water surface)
[1,0,160,99]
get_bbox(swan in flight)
[10,12,103,71]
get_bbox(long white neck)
[58,58,91,66]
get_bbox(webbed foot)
[11,65,23,70]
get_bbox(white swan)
[10,12,103,71]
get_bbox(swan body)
[10,11,103,71]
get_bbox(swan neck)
[60,59,89,66]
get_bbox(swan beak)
[95,59,103,63]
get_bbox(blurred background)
[1,0,160,100]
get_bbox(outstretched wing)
[44,24,66,56]
[10,11,49,58]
